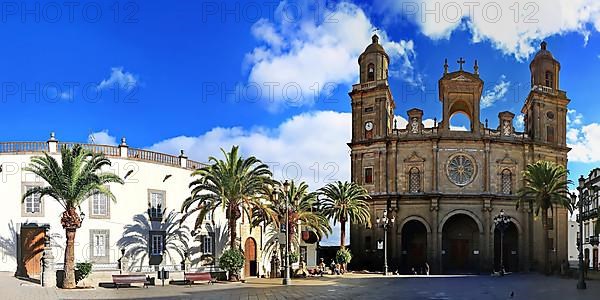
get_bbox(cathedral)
[348,35,570,274]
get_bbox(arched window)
[409,167,420,193]
[367,64,375,81]
[501,169,512,195]
[546,126,555,143]
[545,71,553,88]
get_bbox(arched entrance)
[244,238,257,277]
[442,214,480,273]
[401,220,427,274]
[493,222,519,272]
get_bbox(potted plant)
[218,248,245,281]
[75,262,93,288]
[336,248,352,273]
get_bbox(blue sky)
[2,0,600,244]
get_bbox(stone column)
[119,138,128,158]
[47,132,58,153]
[179,150,188,168]
[482,200,493,273]
[41,246,56,287]
[430,198,440,273]
[120,255,129,274]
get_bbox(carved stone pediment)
[404,151,425,163]
[451,75,471,81]
[496,153,518,165]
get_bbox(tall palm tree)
[516,160,572,274]
[319,181,371,249]
[257,181,332,250]
[181,146,273,250]
[23,145,123,288]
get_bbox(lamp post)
[274,180,291,285]
[376,210,395,275]
[493,209,511,276]
[573,175,587,290]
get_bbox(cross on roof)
[457,57,466,71]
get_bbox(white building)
[578,169,600,270]
[568,220,578,267]
[0,133,318,283]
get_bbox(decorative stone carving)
[447,154,476,186]
[411,117,419,133]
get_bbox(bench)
[112,274,149,289]
[184,272,216,285]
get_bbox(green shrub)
[289,251,300,263]
[218,249,245,280]
[75,262,93,283]
[336,248,352,265]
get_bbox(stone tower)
[350,34,395,144]
[522,41,569,146]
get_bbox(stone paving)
[2,271,600,300]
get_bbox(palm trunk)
[63,228,77,289]
[340,219,346,249]
[229,217,237,250]
[542,209,549,275]
[227,210,240,282]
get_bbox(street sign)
[377,239,384,250]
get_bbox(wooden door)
[20,227,45,277]
[244,238,257,277]
[450,239,468,270]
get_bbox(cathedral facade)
[348,35,570,274]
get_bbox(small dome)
[533,41,555,60]
[361,34,388,59]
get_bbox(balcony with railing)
[0,142,48,153]
[531,85,567,98]
[0,135,204,170]
[351,79,388,92]
[391,125,528,142]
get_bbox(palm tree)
[117,210,190,271]
[23,145,123,288]
[259,181,332,251]
[516,160,572,274]
[181,146,273,250]
[319,181,371,249]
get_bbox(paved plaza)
[2,272,600,300]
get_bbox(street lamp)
[572,175,587,290]
[376,210,395,275]
[493,209,511,276]
[274,180,291,285]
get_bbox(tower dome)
[358,34,389,83]
[529,41,560,90]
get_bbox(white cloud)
[514,114,525,131]
[376,0,600,60]
[481,75,510,108]
[565,109,600,163]
[88,130,118,145]
[148,110,352,246]
[244,1,421,109]
[149,110,352,188]
[97,67,138,91]
[59,91,72,100]
[567,109,584,127]
[567,123,600,163]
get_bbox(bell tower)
[349,34,394,143]
[522,41,569,146]
[438,58,484,135]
